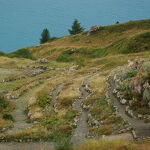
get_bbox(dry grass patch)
[89,73,107,94]
[74,139,136,150]
[0,56,33,69]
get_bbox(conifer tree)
[40,28,50,44]
[68,19,84,35]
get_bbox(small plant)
[38,94,51,108]
[0,94,8,108]
[56,53,74,62]
[43,118,60,126]
[126,70,138,78]
[116,82,129,91]
[60,98,73,107]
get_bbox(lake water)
[0,0,150,52]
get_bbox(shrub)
[0,95,8,108]
[3,114,14,121]
[126,70,138,78]
[42,118,60,126]
[8,49,34,59]
[123,32,150,53]
[0,51,6,56]
[116,82,129,91]
[38,94,51,108]
[56,54,74,62]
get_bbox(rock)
[113,89,117,94]
[87,25,100,36]
[117,92,122,99]
[91,120,100,127]
[37,58,48,64]
[120,99,127,105]
[88,114,92,119]
[137,114,143,119]
[69,65,78,71]
[0,90,7,94]
[125,106,134,117]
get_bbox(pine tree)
[40,28,50,44]
[68,19,84,35]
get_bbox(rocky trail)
[0,68,20,75]
[71,76,92,145]
[0,142,54,150]
[108,76,150,139]
[50,84,64,113]
[4,81,49,134]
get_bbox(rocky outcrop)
[87,25,100,36]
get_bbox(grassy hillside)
[0,19,150,149]
[26,19,150,61]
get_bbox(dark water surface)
[0,0,150,52]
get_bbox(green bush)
[122,32,150,53]
[8,49,34,59]
[3,114,14,121]
[38,94,51,108]
[116,83,129,91]
[0,51,6,56]
[56,53,74,62]
[42,118,60,126]
[0,95,8,108]
[126,70,138,78]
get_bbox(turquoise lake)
[0,0,150,52]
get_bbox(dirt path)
[0,142,54,150]
[71,76,92,145]
[108,76,150,139]
[4,80,50,134]
[103,132,133,141]
[50,84,64,113]
[0,68,20,75]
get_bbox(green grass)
[8,48,34,59]
[55,31,150,63]
[38,94,51,108]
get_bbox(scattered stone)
[37,58,49,63]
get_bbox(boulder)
[87,25,100,36]
[37,58,48,64]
